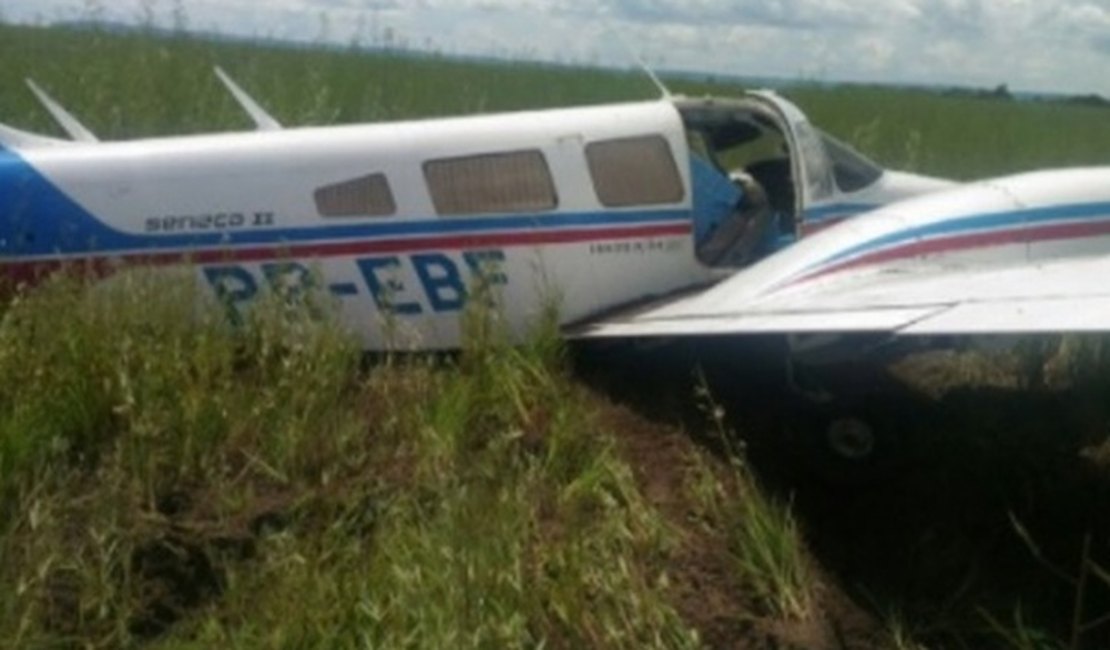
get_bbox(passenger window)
[314,173,396,218]
[424,150,557,216]
[586,135,685,207]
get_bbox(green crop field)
[1,22,1107,177]
[2,20,1110,650]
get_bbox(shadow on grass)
[571,336,1110,649]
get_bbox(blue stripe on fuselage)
[803,203,879,223]
[0,145,689,259]
[814,201,1110,270]
[1,143,113,258]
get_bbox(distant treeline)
[939,83,1109,108]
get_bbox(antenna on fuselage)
[25,79,99,143]
[632,51,673,100]
[610,29,673,100]
[214,66,282,131]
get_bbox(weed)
[1005,515,1110,648]
[881,611,931,650]
[686,377,815,622]
[981,606,1067,650]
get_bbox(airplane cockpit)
[677,92,899,268]
[679,95,803,267]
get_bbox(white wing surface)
[578,254,1110,338]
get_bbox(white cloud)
[2,0,1107,96]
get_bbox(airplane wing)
[577,253,1110,339]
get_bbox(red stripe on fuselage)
[1023,218,1110,247]
[795,217,1110,285]
[1,222,693,285]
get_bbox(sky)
[2,0,1108,97]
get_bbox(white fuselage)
[2,101,712,349]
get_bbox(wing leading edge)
[576,253,1110,339]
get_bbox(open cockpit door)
[677,93,809,268]
[677,92,953,268]
[748,91,955,235]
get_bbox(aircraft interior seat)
[746,157,795,223]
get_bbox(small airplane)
[3,68,1109,467]
[1,68,956,348]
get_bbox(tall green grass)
[685,383,815,623]
[0,271,707,648]
[0,23,656,138]
[786,86,1110,178]
[0,22,1105,180]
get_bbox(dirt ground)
[596,399,885,649]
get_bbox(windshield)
[821,133,883,193]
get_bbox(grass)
[784,85,1110,178]
[687,449,815,621]
[0,271,707,648]
[1,22,1107,180]
[0,22,656,138]
[982,606,1069,650]
[686,380,815,622]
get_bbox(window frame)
[585,134,686,208]
[423,149,559,217]
[313,172,397,219]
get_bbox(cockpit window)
[821,133,883,193]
